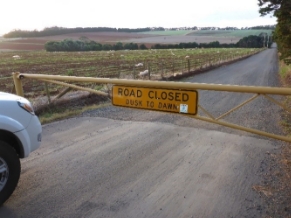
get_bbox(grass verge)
[39,102,111,124]
[279,60,291,135]
[264,60,291,217]
[250,60,291,217]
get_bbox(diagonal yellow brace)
[215,94,259,120]
[263,94,291,113]
[190,114,291,143]
[198,105,216,120]
[36,79,109,97]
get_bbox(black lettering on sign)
[182,93,189,102]
[149,91,189,101]
[175,92,181,101]
[119,88,143,98]
[137,90,142,98]
[168,92,174,101]
[126,99,141,106]
[154,91,158,99]
[147,101,154,108]
[124,89,129,96]
[134,100,141,107]
[148,91,154,99]
[158,102,179,111]
[161,92,167,100]
[118,88,123,96]
[130,89,135,97]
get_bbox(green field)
[141,30,195,36]
[141,29,273,37]
[188,29,273,37]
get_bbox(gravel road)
[1,118,279,218]
[0,46,286,218]
[83,45,282,138]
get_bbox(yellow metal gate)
[12,72,291,142]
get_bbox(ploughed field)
[0,48,263,99]
[0,30,272,51]
[0,32,155,51]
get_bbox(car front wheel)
[0,141,21,206]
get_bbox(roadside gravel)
[82,46,291,217]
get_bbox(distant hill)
[186,29,273,37]
[3,25,275,38]
[140,29,273,37]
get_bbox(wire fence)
[3,48,262,99]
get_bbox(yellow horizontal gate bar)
[12,72,291,143]
[15,73,291,95]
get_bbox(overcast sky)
[0,0,276,35]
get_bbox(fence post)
[148,63,151,80]
[133,66,136,79]
[187,59,190,73]
[172,62,175,74]
[44,82,51,104]
[12,72,24,97]
[118,64,121,78]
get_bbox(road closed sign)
[112,86,198,115]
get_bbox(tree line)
[258,0,291,63]
[45,40,141,51]
[4,25,275,38]
[44,35,271,52]
[153,36,271,49]
[3,27,155,38]
[3,27,118,38]
[241,25,276,30]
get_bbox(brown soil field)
[0,32,239,51]
[33,32,155,42]
[0,32,156,51]
[0,42,44,50]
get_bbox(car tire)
[0,140,21,206]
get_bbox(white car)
[0,92,42,205]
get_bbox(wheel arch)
[0,130,24,158]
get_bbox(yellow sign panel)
[112,86,198,115]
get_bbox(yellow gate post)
[12,72,24,97]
